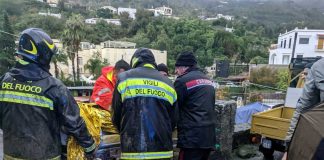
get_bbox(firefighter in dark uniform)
[111,48,178,159]
[0,28,96,160]
[174,51,216,160]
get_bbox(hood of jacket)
[130,48,157,69]
[101,66,116,83]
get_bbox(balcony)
[270,44,278,50]
[315,45,324,52]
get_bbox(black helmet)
[130,48,157,68]
[16,28,57,69]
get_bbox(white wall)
[118,8,137,19]
[269,29,324,65]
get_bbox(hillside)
[66,0,324,30]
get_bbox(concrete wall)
[49,46,167,80]
[49,48,99,79]
[101,48,167,66]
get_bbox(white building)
[38,11,61,19]
[49,40,167,79]
[225,26,234,33]
[101,6,117,14]
[217,14,234,21]
[147,6,172,17]
[101,41,136,49]
[269,28,324,65]
[85,18,99,24]
[205,14,234,21]
[155,6,172,16]
[80,42,96,50]
[42,0,58,7]
[104,19,121,25]
[85,18,121,25]
[118,7,137,19]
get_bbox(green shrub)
[276,69,289,90]
[250,66,278,87]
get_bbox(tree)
[146,23,157,41]
[129,30,151,48]
[51,50,68,78]
[15,14,65,39]
[152,29,171,50]
[212,18,227,27]
[249,56,268,65]
[129,9,154,35]
[0,11,15,75]
[58,0,65,12]
[212,31,240,59]
[0,0,24,16]
[276,69,289,90]
[84,52,109,79]
[61,14,85,83]
[96,8,113,19]
[119,12,132,29]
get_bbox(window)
[282,55,290,65]
[299,38,309,44]
[289,38,292,48]
[284,39,287,48]
[318,37,324,49]
[77,57,83,66]
[271,54,276,64]
[78,68,83,73]
[280,40,283,48]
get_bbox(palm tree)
[61,14,85,83]
[51,50,68,78]
[84,52,109,79]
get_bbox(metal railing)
[216,81,287,107]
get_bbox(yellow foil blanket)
[67,103,118,160]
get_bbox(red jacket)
[91,66,116,110]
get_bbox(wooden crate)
[251,107,295,140]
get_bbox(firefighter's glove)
[84,145,98,160]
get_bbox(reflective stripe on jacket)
[112,64,177,158]
[175,67,216,149]
[0,63,95,159]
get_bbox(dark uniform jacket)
[175,67,216,149]
[0,63,95,160]
[112,63,177,160]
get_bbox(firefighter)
[0,28,96,159]
[157,63,169,77]
[174,51,216,160]
[91,60,130,110]
[111,48,178,159]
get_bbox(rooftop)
[101,41,136,48]
[279,28,324,37]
